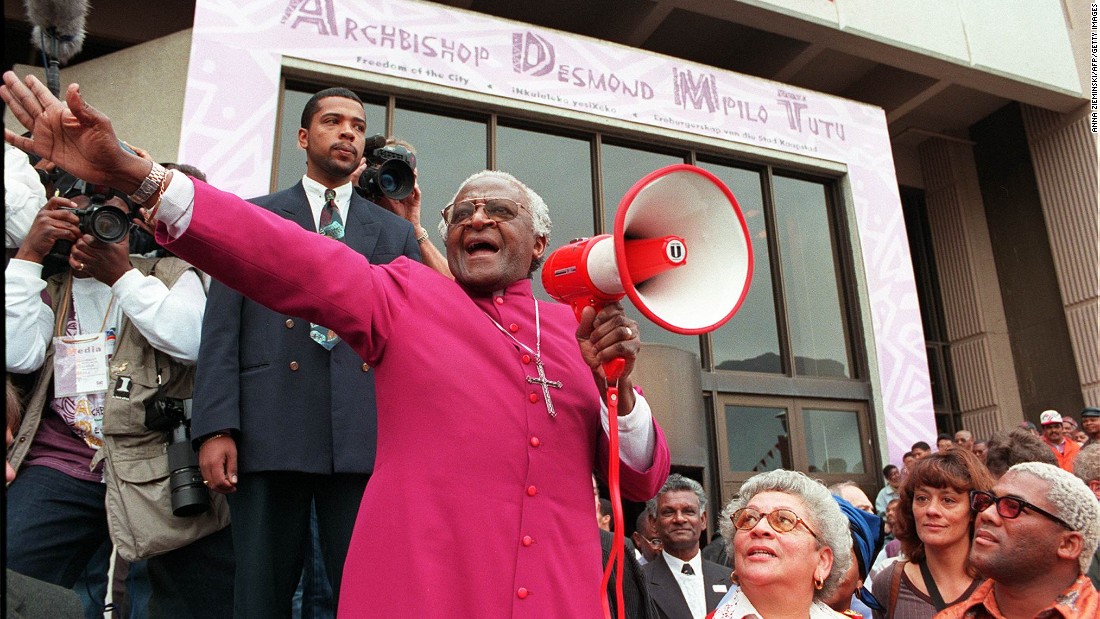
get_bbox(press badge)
[53,332,109,397]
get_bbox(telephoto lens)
[167,422,209,517]
[146,398,210,517]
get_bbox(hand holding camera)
[68,227,131,285]
[14,196,82,264]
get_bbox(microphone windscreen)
[25,0,89,64]
[366,134,388,150]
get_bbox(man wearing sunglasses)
[935,462,1099,619]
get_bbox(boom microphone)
[24,0,90,96]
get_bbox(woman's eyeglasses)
[731,507,821,541]
[969,490,1072,530]
[441,197,525,227]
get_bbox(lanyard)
[55,274,116,338]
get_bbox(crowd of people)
[3,70,1099,619]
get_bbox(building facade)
[5,0,1096,514]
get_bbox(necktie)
[681,564,695,575]
[319,188,345,240]
[311,188,343,349]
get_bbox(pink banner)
[182,0,935,463]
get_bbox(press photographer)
[358,136,454,279]
[5,179,234,617]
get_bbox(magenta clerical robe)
[160,181,672,618]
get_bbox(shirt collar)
[301,175,352,208]
[663,550,702,574]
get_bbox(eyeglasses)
[969,489,1073,530]
[642,537,663,547]
[731,507,820,541]
[441,197,525,228]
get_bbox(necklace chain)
[482,298,563,417]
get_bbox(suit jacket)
[191,182,420,474]
[643,552,730,619]
[5,569,83,619]
[602,529,660,619]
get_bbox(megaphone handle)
[601,381,627,619]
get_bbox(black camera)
[145,398,209,517]
[49,175,133,258]
[357,135,416,201]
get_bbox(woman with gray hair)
[708,469,853,618]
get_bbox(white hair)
[437,170,552,242]
[1074,444,1100,484]
[1009,461,1100,573]
[718,469,852,601]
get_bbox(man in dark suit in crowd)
[595,476,659,619]
[191,87,421,618]
[643,474,728,619]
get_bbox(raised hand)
[1,72,148,193]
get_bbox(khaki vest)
[8,257,229,560]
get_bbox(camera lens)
[167,440,210,517]
[88,206,130,244]
[379,171,399,193]
[374,160,415,201]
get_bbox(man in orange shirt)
[935,462,1098,619]
[1040,410,1081,472]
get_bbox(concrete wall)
[6,30,192,166]
[918,137,1024,439]
[749,0,1081,95]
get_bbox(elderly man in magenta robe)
[1,72,672,618]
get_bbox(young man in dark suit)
[190,87,421,618]
[643,474,729,619]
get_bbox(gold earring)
[730,571,740,586]
[813,576,824,590]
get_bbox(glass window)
[723,404,791,472]
[804,408,864,474]
[275,88,386,192]
[600,143,697,355]
[391,107,488,251]
[773,176,852,378]
[496,125,594,300]
[697,162,781,373]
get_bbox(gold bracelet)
[141,170,174,227]
[143,195,163,227]
[201,432,232,445]
[415,229,430,244]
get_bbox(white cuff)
[158,172,197,238]
[600,392,657,471]
[7,258,45,280]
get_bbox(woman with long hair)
[870,449,995,618]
